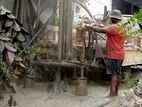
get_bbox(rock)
[116,90,142,107]
[124,91,140,106]
[103,89,142,107]
[133,84,142,97]
[138,80,142,85]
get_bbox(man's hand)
[85,24,97,31]
[85,24,91,28]
[85,24,93,29]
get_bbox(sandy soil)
[1,83,116,107]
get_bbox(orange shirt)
[104,23,126,60]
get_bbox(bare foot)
[104,94,117,98]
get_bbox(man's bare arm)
[85,25,106,33]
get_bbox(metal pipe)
[74,0,95,21]
[31,60,97,68]
[66,0,73,60]
[58,0,64,61]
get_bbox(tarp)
[0,0,58,40]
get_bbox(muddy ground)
[1,82,119,107]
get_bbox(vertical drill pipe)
[63,0,67,59]
[58,0,64,61]
[66,0,73,60]
[81,66,84,78]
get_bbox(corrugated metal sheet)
[0,0,57,39]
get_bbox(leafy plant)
[23,44,41,77]
[122,9,142,36]
[123,71,138,89]
[0,5,29,103]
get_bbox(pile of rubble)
[101,80,142,107]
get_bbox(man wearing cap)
[86,9,127,97]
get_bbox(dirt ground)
[1,83,119,107]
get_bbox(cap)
[110,9,122,20]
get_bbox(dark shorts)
[106,59,123,75]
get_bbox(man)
[86,9,127,97]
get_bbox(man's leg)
[115,74,121,96]
[109,74,118,97]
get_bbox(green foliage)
[19,44,41,76]
[123,71,138,89]
[30,45,41,60]
[122,9,142,36]
[132,8,142,24]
